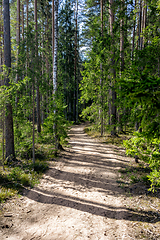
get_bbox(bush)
[123,132,160,191]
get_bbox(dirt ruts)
[0,124,159,240]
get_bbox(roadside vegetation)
[84,124,160,193]
[84,123,160,239]
[0,120,70,203]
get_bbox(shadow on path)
[24,124,160,224]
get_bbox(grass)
[0,127,64,203]
[118,164,152,187]
[0,159,49,203]
[84,124,131,146]
[0,119,70,203]
[0,140,52,203]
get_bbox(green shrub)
[123,132,160,191]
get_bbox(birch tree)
[52,0,59,149]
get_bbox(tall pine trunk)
[0,3,5,168]
[22,3,24,41]
[3,0,15,161]
[16,0,20,84]
[15,0,20,110]
[76,0,78,123]
[109,0,117,136]
[132,0,137,57]
[73,1,78,123]
[118,0,124,133]
[100,0,104,136]
[0,2,2,73]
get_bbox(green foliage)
[42,109,70,146]
[0,187,17,203]
[0,159,49,203]
[148,170,160,192]
[130,175,140,184]
[124,133,160,191]
[7,167,37,187]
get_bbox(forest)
[0,0,160,204]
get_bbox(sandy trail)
[0,124,133,240]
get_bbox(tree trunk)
[3,0,15,161]
[32,77,35,165]
[100,0,103,136]
[34,0,41,133]
[76,0,78,123]
[52,0,59,150]
[0,2,2,73]
[73,2,77,123]
[109,0,117,136]
[139,0,142,49]
[142,0,147,48]
[41,28,45,124]
[16,0,20,107]
[118,0,124,133]
[46,12,49,115]
[16,0,20,66]
[22,3,24,41]
[132,0,136,57]
[0,4,4,168]
[26,0,28,75]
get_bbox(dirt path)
[0,124,153,239]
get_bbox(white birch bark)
[52,0,59,150]
[53,0,58,98]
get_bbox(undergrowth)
[84,124,130,146]
[123,132,160,191]
[84,123,160,192]
[0,159,49,203]
[0,117,70,203]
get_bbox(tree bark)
[0,2,2,74]
[142,0,147,48]
[46,11,49,115]
[0,3,5,168]
[3,0,15,160]
[76,0,78,123]
[52,0,59,150]
[15,0,20,108]
[109,0,117,136]
[16,0,20,67]
[22,3,24,41]
[118,0,124,133]
[132,0,136,57]
[32,76,35,164]
[100,0,103,136]
[34,0,41,133]
[73,2,77,123]
[139,0,142,49]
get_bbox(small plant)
[130,175,140,183]
[0,187,17,203]
[141,175,151,185]
[30,160,49,174]
[123,132,160,191]
[0,159,49,203]
[148,169,160,192]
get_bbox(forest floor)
[0,123,160,240]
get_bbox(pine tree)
[3,0,15,161]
